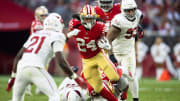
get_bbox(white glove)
[67,29,80,38]
[97,37,111,50]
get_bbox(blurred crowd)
[11,0,180,80]
[12,0,180,36]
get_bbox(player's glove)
[67,29,80,38]
[71,72,87,89]
[137,25,144,39]
[97,37,111,50]
[109,54,118,67]
[6,72,16,92]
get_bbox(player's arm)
[137,10,144,39]
[6,47,25,92]
[52,41,87,89]
[12,47,25,73]
[107,25,121,54]
[66,19,80,40]
[107,25,121,65]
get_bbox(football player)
[67,5,121,101]
[30,5,48,35]
[27,5,49,95]
[107,0,144,101]
[6,15,86,101]
[95,0,121,32]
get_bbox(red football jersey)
[69,19,105,59]
[95,3,121,23]
[30,20,43,35]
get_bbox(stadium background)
[0,0,180,101]
[0,0,180,78]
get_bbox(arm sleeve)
[111,15,121,29]
[52,40,65,52]
[50,33,66,53]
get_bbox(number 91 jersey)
[69,19,105,59]
[111,9,142,54]
[19,30,66,69]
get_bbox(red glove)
[121,92,127,100]
[138,31,144,39]
[6,77,15,92]
[71,73,87,89]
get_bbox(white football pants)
[115,51,139,98]
[12,66,59,101]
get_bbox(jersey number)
[76,38,97,52]
[125,27,137,39]
[25,36,46,54]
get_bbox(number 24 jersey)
[69,19,105,59]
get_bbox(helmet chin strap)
[125,15,136,21]
[83,22,94,30]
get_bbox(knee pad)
[118,76,129,92]
[67,90,82,101]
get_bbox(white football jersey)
[19,30,66,69]
[111,9,142,54]
[58,78,89,101]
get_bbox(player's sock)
[99,87,118,101]
[121,92,127,100]
[133,98,139,101]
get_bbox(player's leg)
[12,68,31,101]
[24,84,32,96]
[117,52,139,101]
[82,58,118,101]
[35,64,50,95]
[97,51,120,82]
[28,67,59,101]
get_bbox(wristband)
[71,73,78,79]
[11,72,16,78]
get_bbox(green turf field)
[0,75,180,101]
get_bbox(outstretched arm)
[107,25,121,55]
[12,47,25,73]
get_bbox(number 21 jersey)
[19,30,66,69]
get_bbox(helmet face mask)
[121,0,137,21]
[98,0,114,12]
[35,6,48,22]
[80,5,97,29]
[123,8,137,20]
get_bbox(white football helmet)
[43,15,64,32]
[121,0,137,20]
[98,0,114,12]
[80,5,97,29]
[48,12,64,32]
[67,90,81,101]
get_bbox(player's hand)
[137,25,144,39]
[97,37,111,50]
[71,73,87,89]
[109,54,118,67]
[6,72,16,92]
[67,29,80,38]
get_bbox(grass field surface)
[0,75,180,101]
